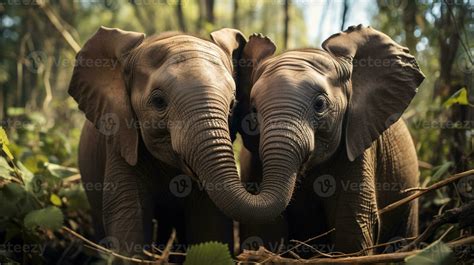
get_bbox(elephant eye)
[151,94,167,111]
[313,95,327,114]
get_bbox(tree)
[283,0,290,49]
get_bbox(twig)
[238,236,474,264]
[244,228,336,263]
[36,0,81,53]
[62,226,159,264]
[379,169,474,215]
[399,201,474,251]
[160,228,176,262]
[418,160,433,169]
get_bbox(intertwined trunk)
[172,92,307,223]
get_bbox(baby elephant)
[69,26,258,257]
[238,25,424,255]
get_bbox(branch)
[399,201,474,251]
[37,0,81,53]
[237,236,474,264]
[379,169,474,215]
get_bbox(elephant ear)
[322,25,424,161]
[68,26,145,166]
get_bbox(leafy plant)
[184,242,234,265]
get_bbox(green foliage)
[0,128,90,264]
[24,206,64,230]
[405,239,455,265]
[444,87,470,108]
[184,242,234,265]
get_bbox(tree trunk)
[176,0,187,32]
[232,0,239,29]
[340,0,349,31]
[402,0,418,52]
[283,0,290,49]
[198,0,214,31]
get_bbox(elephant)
[68,26,288,257]
[237,25,425,255]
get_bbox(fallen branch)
[237,236,474,264]
[62,226,185,264]
[379,169,474,215]
[399,201,474,251]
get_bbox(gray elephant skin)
[237,25,425,255]
[68,26,279,257]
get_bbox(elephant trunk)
[175,100,307,223]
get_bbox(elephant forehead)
[260,50,337,77]
[142,35,231,70]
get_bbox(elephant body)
[237,25,424,256]
[240,119,419,254]
[79,120,233,254]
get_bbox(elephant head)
[240,25,425,219]
[68,27,294,224]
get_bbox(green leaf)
[184,242,233,265]
[431,162,453,182]
[0,156,13,180]
[50,193,62,206]
[24,206,64,230]
[45,162,78,179]
[0,127,14,160]
[405,239,454,265]
[443,87,470,108]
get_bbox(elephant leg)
[321,148,379,255]
[286,180,329,258]
[239,215,288,253]
[375,120,419,252]
[102,150,153,258]
[78,121,106,242]
[184,186,234,254]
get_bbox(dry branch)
[379,169,474,215]
[399,201,474,251]
[37,0,81,53]
[238,236,474,264]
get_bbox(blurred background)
[0,0,473,263]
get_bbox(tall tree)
[232,0,239,29]
[176,0,187,32]
[340,0,349,31]
[283,0,290,49]
[198,0,215,31]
